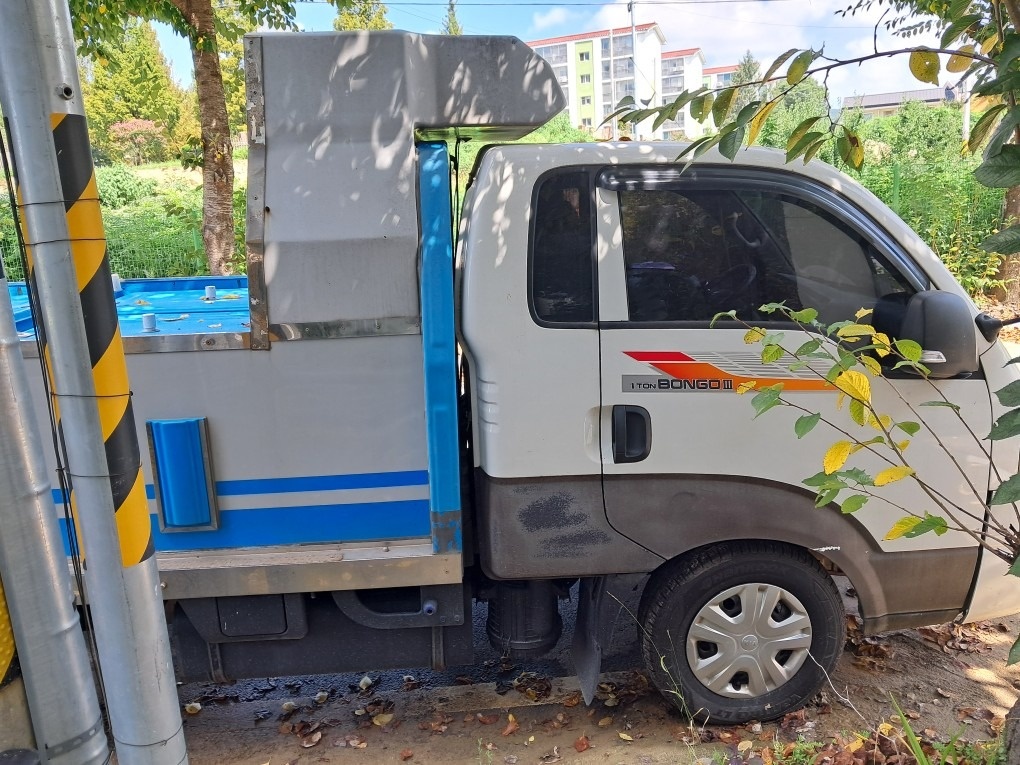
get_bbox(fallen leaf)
[314,691,328,704]
[373,713,394,727]
[502,713,520,737]
[281,701,297,713]
[597,716,613,728]
[400,749,414,761]
[477,713,499,725]
[300,731,322,748]
[539,746,561,763]
[574,734,590,752]
[738,741,754,753]
[619,732,634,741]
[278,722,293,735]
[358,675,374,691]
[184,703,202,715]
[563,692,582,708]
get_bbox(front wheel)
[639,542,845,723]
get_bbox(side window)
[618,187,914,326]
[531,171,595,324]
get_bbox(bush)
[96,165,156,209]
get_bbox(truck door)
[594,165,991,563]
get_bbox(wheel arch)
[604,474,976,632]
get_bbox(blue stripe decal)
[214,470,429,496]
[51,470,428,505]
[57,499,431,554]
[418,142,462,554]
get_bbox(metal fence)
[1,197,213,281]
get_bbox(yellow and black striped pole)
[0,1,187,761]
[49,113,152,567]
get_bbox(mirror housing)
[900,291,978,379]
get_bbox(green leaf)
[995,379,1020,407]
[803,136,828,164]
[713,87,737,127]
[710,310,738,327]
[980,224,1020,256]
[991,473,1020,505]
[795,339,823,356]
[762,48,799,83]
[1000,35,1020,75]
[989,408,1020,440]
[788,116,822,152]
[787,131,825,163]
[719,125,745,160]
[789,307,818,324]
[908,49,940,85]
[836,128,865,170]
[761,343,784,364]
[919,400,962,411]
[967,103,1008,155]
[751,384,784,418]
[893,338,923,362]
[983,107,1020,159]
[841,494,868,514]
[803,470,845,489]
[1007,356,1020,366]
[1008,634,1020,666]
[941,13,981,48]
[787,49,816,85]
[904,514,949,537]
[838,467,874,486]
[975,146,1020,188]
[734,101,762,127]
[795,413,821,439]
[815,488,841,507]
[896,421,921,436]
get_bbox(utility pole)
[0,2,188,763]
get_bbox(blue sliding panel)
[417,142,462,554]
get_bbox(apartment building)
[704,64,738,89]
[530,24,710,140]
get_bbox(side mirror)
[900,291,978,379]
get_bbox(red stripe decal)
[624,350,695,363]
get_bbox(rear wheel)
[639,542,845,723]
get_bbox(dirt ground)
[178,608,1020,765]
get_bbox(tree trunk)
[172,0,234,276]
[1000,186,1020,305]
[1004,697,1020,765]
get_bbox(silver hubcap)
[686,582,812,699]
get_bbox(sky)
[155,0,952,107]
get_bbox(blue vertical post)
[417,143,462,555]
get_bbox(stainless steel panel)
[269,316,420,341]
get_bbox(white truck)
[19,30,1020,724]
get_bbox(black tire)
[639,541,845,724]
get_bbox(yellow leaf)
[836,323,876,339]
[619,732,634,742]
[854,307,873,320]
[848,739,864,753]
[896,440,910,451]
[748,100,780,146]
[744,327,766,344]
[823,441,853,474]
[873,332,891,358]
[834,370,871,404]
[736,381,758,395]
[836,390,846,410]
[373,713,394,726]
[869,413,892,431]
[908,49,940,85]
[981,33,999,55]
[878,722,895,737]
[860,355,882,375]
[884,516,922,540]
[875,465,915,486]
[948,45,975,72]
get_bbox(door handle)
[612,405,652,464]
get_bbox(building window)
[613,58,634,78]
[582,117,593,127]
[580,74,591,84]
[535,43,567,65]
[581,95,592,105]
[579,51,591,61]
[662,58,685,76]
[661,75,684,94]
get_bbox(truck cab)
[15,31,1020,725]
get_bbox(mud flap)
[571,575,636,705]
